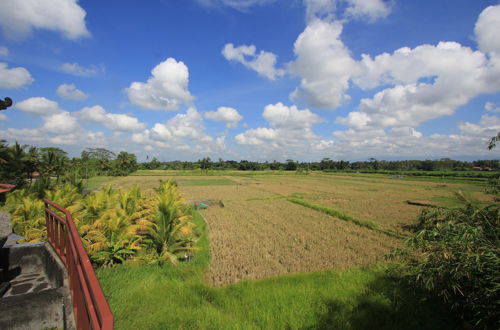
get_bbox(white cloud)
[235,103,328,159]
[235,127,277,145]
[60,62,104,77]
[42,112,80,134]
[77,105,146,132]
[16,97,62,116]
[132,108,223,153]
[3,128,107,146]
[475,5,500,55]
[304,0,336,21]
[222,43,284,80]
[344,0,392,22]
[56,83,88,100]
[2,128,46,144]
[204,106,243,128]
[329,115,500,160]
[0,113,7,121]
[339,42,495,130]
[289,19,361,109]
[458,115,500,137]
[289,4,500,135]
[303,0,391,22]
[0,46,8,56]
[485,102,500,113]
[0,62,34,88]
[263,102,321,129]
[0,0,90,40]
[126,58,194,111]
[195,0,275,11]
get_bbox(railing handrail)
[44,199,114,330]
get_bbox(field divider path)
[287,198,406,239]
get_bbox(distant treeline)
[140,157,499,172]
[2,139,499,186]
[0,141,138,185]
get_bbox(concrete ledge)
[1,243,75,329]
[0,288,64,330]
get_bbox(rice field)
[94,171,493,285]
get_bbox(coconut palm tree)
[8,141,28,183]
[133,180,196,265]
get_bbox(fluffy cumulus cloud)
[204,106,243,128]
[56,83,88,100]
[77,105,146,132]
[0,0,90,40]
[0,46,8,56]
[126,58,194,111]
[42,112,80,134]
[0,62,34,88]
[0,113,7,121]
[222,43,284,80]
[235,103,328,159]
[8,97,139,148]
[289,19,361,109]
[337,41,497,130]
[60,63,104,77]
[16,97,62,115]
[289,2,500,150]
[195,0,275,11]
[263,102,321,128]
[475,5,500,55]
[132,108,224,154]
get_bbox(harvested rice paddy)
[96,171,493,285]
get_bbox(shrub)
[391,204,499,328]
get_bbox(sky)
[0,0,500,162]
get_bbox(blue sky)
[1,0,500,161]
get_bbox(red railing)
[44,199,114,330]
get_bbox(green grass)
[287,197,405,238]
[96,210,458,330]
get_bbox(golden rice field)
[95,171,494,285]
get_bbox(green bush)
[391,204,499,328]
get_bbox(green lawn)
[96,211,459,330]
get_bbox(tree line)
[2,140,499,187]
[141,157,499,172]
[0,140,138,186]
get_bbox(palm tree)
[8,141,28,183]
[24,146,39,183]
[133,180,196,265]
[113,151,138,176]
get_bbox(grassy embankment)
[97,196,459,329]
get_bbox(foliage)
[390,204,500,328]
[487,132,500,150]
[138,157,500,173]
[1,181,197,267]
[0,142,138,189]
[130,180,196,265]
